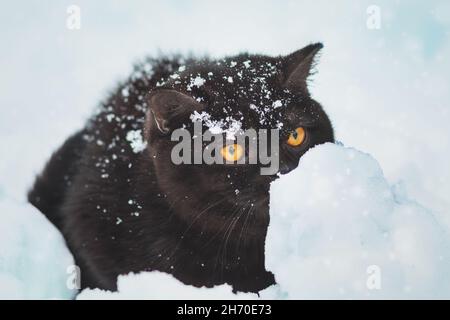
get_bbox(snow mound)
[266,143,450,299]
[78,271,255,300]
[0,198,76,299]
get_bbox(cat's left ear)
[282,43,323,93]
[146,89,203,135]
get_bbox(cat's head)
[144,44,334,240]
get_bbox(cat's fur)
[28,43,334,293]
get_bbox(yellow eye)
[221,144,244,162]
[287,127,306,147]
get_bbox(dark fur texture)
[28,44,334,293]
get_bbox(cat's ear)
[146,89,202,134]
[282,43,323,93]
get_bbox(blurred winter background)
[1,0,450,299]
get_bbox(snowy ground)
[1,1,450,299]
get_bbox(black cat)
[28,43,334,293]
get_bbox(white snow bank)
[0,198,76,299]
[78,271,255,300]
[266,143,450,299]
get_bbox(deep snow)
[77,272,254,300]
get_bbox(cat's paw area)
[77,271,257,300]
[266,142,450,299]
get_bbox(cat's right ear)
[145,89,203,135]
[282,43,323,93]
